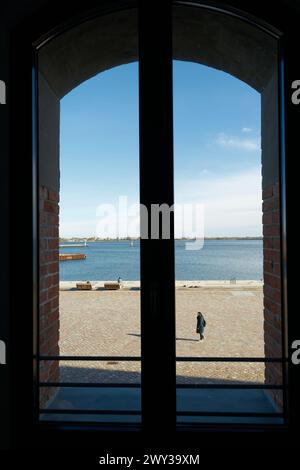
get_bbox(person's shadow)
[176,337,199,342]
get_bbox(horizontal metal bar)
[39,382,141,388]
[40,409,141,415]
[39,409,282,418]
[39,382,283,390]
[36,355,287,363]
[39,420,286,432]
[176,357,288,363]
[176,383,284,390]
[177,422,286,429]
[177,411,284,418]
[37,356,141,362]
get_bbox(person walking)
[196,312,206,341]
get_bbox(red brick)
[39,186,48,201]
[39,185,60,404]
[264,284,281,303]
[51,296,59,309]
[263,212,273,225]
[39,212,47,225]
[49,189,59,202]
[264,249,280,263]
[39,290,48,304]
[273,262,281,276]
[48,286,58,300]
[274,182,280,196]
[263,224,280,237]
[264,297,281,315]
[262,186,273,199]
[264,309,281,330]
[264,273,281,290]
[272,238,281,250]
[45,202,58,215]
[47,262,59,274]
[40,265,47,276]
[272,210,280,224]
[50,273,59,285]
[263,238,273,250]
[48,239,58,250]
[263,198,275,212]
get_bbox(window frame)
[32,0,289,434]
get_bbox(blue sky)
[60,60,262,238]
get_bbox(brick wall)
[39,186,60,406]
[262,181,283,409]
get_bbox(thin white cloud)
[175,167,262,237]
[60,168,263,238]
[216,132,260,151]
[242,127,253,133]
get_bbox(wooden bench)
[76,281,92,290]
[104,282,121,290]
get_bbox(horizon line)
[59,235,263,240]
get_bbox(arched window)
[34,1,287,430]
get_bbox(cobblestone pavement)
[58,287,265,384]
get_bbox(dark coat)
[196,314,206,334]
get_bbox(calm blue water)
[59,239,263,281]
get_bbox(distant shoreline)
[60,280,263,291]
[59,236,263,242]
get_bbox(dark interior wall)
[261,71,280,188]
[1,0,300,450]
[0,17,10,451]
[38,9,139,99]
[38,73,60,192]
[39,4,276,99]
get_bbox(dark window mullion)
[138,1,176,431]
